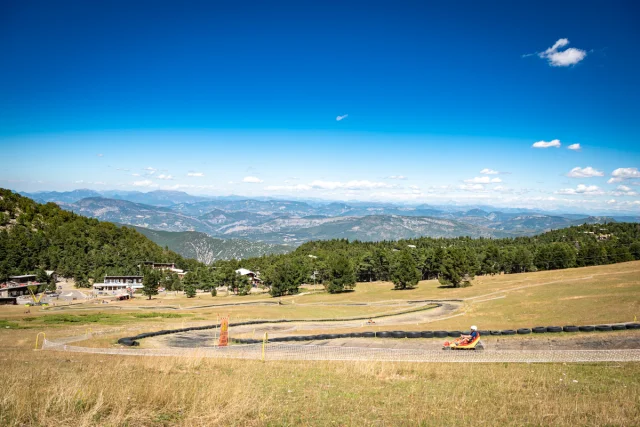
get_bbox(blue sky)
[1,0,639,212]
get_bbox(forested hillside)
[0,189,203,286]
[218,222,640,286]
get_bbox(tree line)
[212,222,640,295]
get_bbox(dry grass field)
[1,261,640,425]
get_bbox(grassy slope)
[1,262,640,425]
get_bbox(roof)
[9,275,37,279]
[104,275,143,279]
[235,268,254,276]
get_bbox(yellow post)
[262,332,268,361]
[34,332,45,350]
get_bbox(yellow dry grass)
[0,346,639,426]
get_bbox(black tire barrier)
[434,331,448,338]
[517,328,532,335]
[626,323,640,330]
[478,330,491,336]
[421,331,434,338]
[406,332,421,339]
[490,330,501,336]
[391,331,407,339]
[377,331,391,338]
[501,330,516,336]
[612,324,627,331]
[532,327,547,333]
[547,326,563,333]
[363,332,375,338]
[579,325,595,332]
[327,334,339,340]
[596,325,613,332]
[563,326,579,332]
[316,334,330,340]
[448,331,463,337]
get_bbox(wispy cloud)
[187,172,205,177]
[143,167,157,176]
[532,139,561,148]
[567,143,581,151]
[464,176,502,184]
[97,153,104,157]
[132,179,158,188]
[386,175,407,180]
[265,184,312,192]
[156,174,174,180]
[479,168,500,175]
[529,38,587,67]
[608,167,640,184]
[309,180,393,190]
[611,185,638,197]
[243,176,264,183]
[458,184,487,192]
[336,114,348,121]
[566,166,604,178]
[555,184,604,195]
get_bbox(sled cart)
[443,334,484,350]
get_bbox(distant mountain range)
[20,189,639,260]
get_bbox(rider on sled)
[459,325,479,345]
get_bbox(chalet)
[235,268,262,286]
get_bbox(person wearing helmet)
[459,326,479,344]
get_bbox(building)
[235,268,262,286]
[142,261,176,270]
[142,262,187,279]
[8,275,37,285]
[0,275,44,297]
[93,275,144,294]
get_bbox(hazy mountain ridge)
[130,227,292,264]
[22,190,634,250]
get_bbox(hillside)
[131,227,292,264]
[0,189,203,285]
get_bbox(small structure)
[0,297,17,305]
[1,275,44,297]
[235,268,262,286]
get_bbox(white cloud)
[536,38,587,67]
[608,167,640,183]
[464,176,502,184]
[131,173,141,177]
[459,184,486,192]
[75,180,84,184]
[143,167,157,176]
[309,180,393,190]
[97,153,104,157]
[336,114,348,121]
[132,179,158,187]
[157,174,174,180]
[264,184,312,192]
[386,175,407,180]
[532,139,561,148]
[611,185,638,197]
[409,185,420,190]
[567,143,581,151]
[187,172,205,177]
[243,176,264,183]
[566,166,604,178]
[479,168,499,175]
[555,184,604,195]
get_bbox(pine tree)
[390,249,420,290]
[236,274,252,296]
[142,270,160,300]
[326,254,356,294]
[184,283,196,298]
